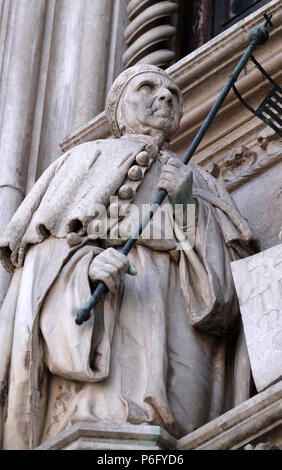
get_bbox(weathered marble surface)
[231,244,282,392]
[38,380,282,450]
[0,65,256,450]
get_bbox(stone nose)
[157,86,173,104]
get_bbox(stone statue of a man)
[0,65,257,449]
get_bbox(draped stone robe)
[0,136,257,449]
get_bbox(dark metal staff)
[75,13,274,326]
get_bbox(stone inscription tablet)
[231,244,282,392]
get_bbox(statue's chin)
[150,125,176,140]
[150,116,178,139]
[120,120,176,141]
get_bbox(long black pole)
[75,13,273,325]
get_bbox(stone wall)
[0,0,129,306]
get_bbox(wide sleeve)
[178,165,258,337]
[39,243,119,382]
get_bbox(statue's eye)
[138,83,154,93]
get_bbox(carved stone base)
[35,422,177,450]
[36,381,282,450]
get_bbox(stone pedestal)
[231,244,282,392]
[36,381,282,451]
[37,382,282,450]
[35,422,176,450]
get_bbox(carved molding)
[36,421,177,450]
[123,0,178,68]
[244,442,281,450]
[61,111,109,154]
[178,380,282,450]
[205,127,282,191]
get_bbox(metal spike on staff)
[75,12,278,326]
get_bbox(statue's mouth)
[153,108,171,118]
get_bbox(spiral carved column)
[123,0,178,69]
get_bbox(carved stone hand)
[157,156,193,207]
[89,247,136,294]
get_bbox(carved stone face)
[117,72,183,140]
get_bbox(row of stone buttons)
[117,148,156,201]
[67,146,160,245]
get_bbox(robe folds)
[0,136,258,449]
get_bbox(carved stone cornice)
[61,110,109,154]
[204,127,282,191]
[178,380,282,450]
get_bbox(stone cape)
[0,138,147,272]
[0,137,257,449]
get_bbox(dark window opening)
[175,0,272,60]
[213,0,272,36]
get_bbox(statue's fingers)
[117,258,130,278]
[161,167,176,177]
[160,172,176,184]
[92,259,116,273]
[106,252,130,277]
[89,261,116,286]
[104,273,118,293]
[157,177,172,190]
[158,176,172,184]
[167,157,182,167]
[127,263,137,276]
[106,249,130,273]
[104,251,135,277]
[162,162,177,171]
[91,269,117,293]
[110,249,129,266]
[95,251,125,272]
[106,247,124,260]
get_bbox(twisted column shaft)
[123,0,178,68]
